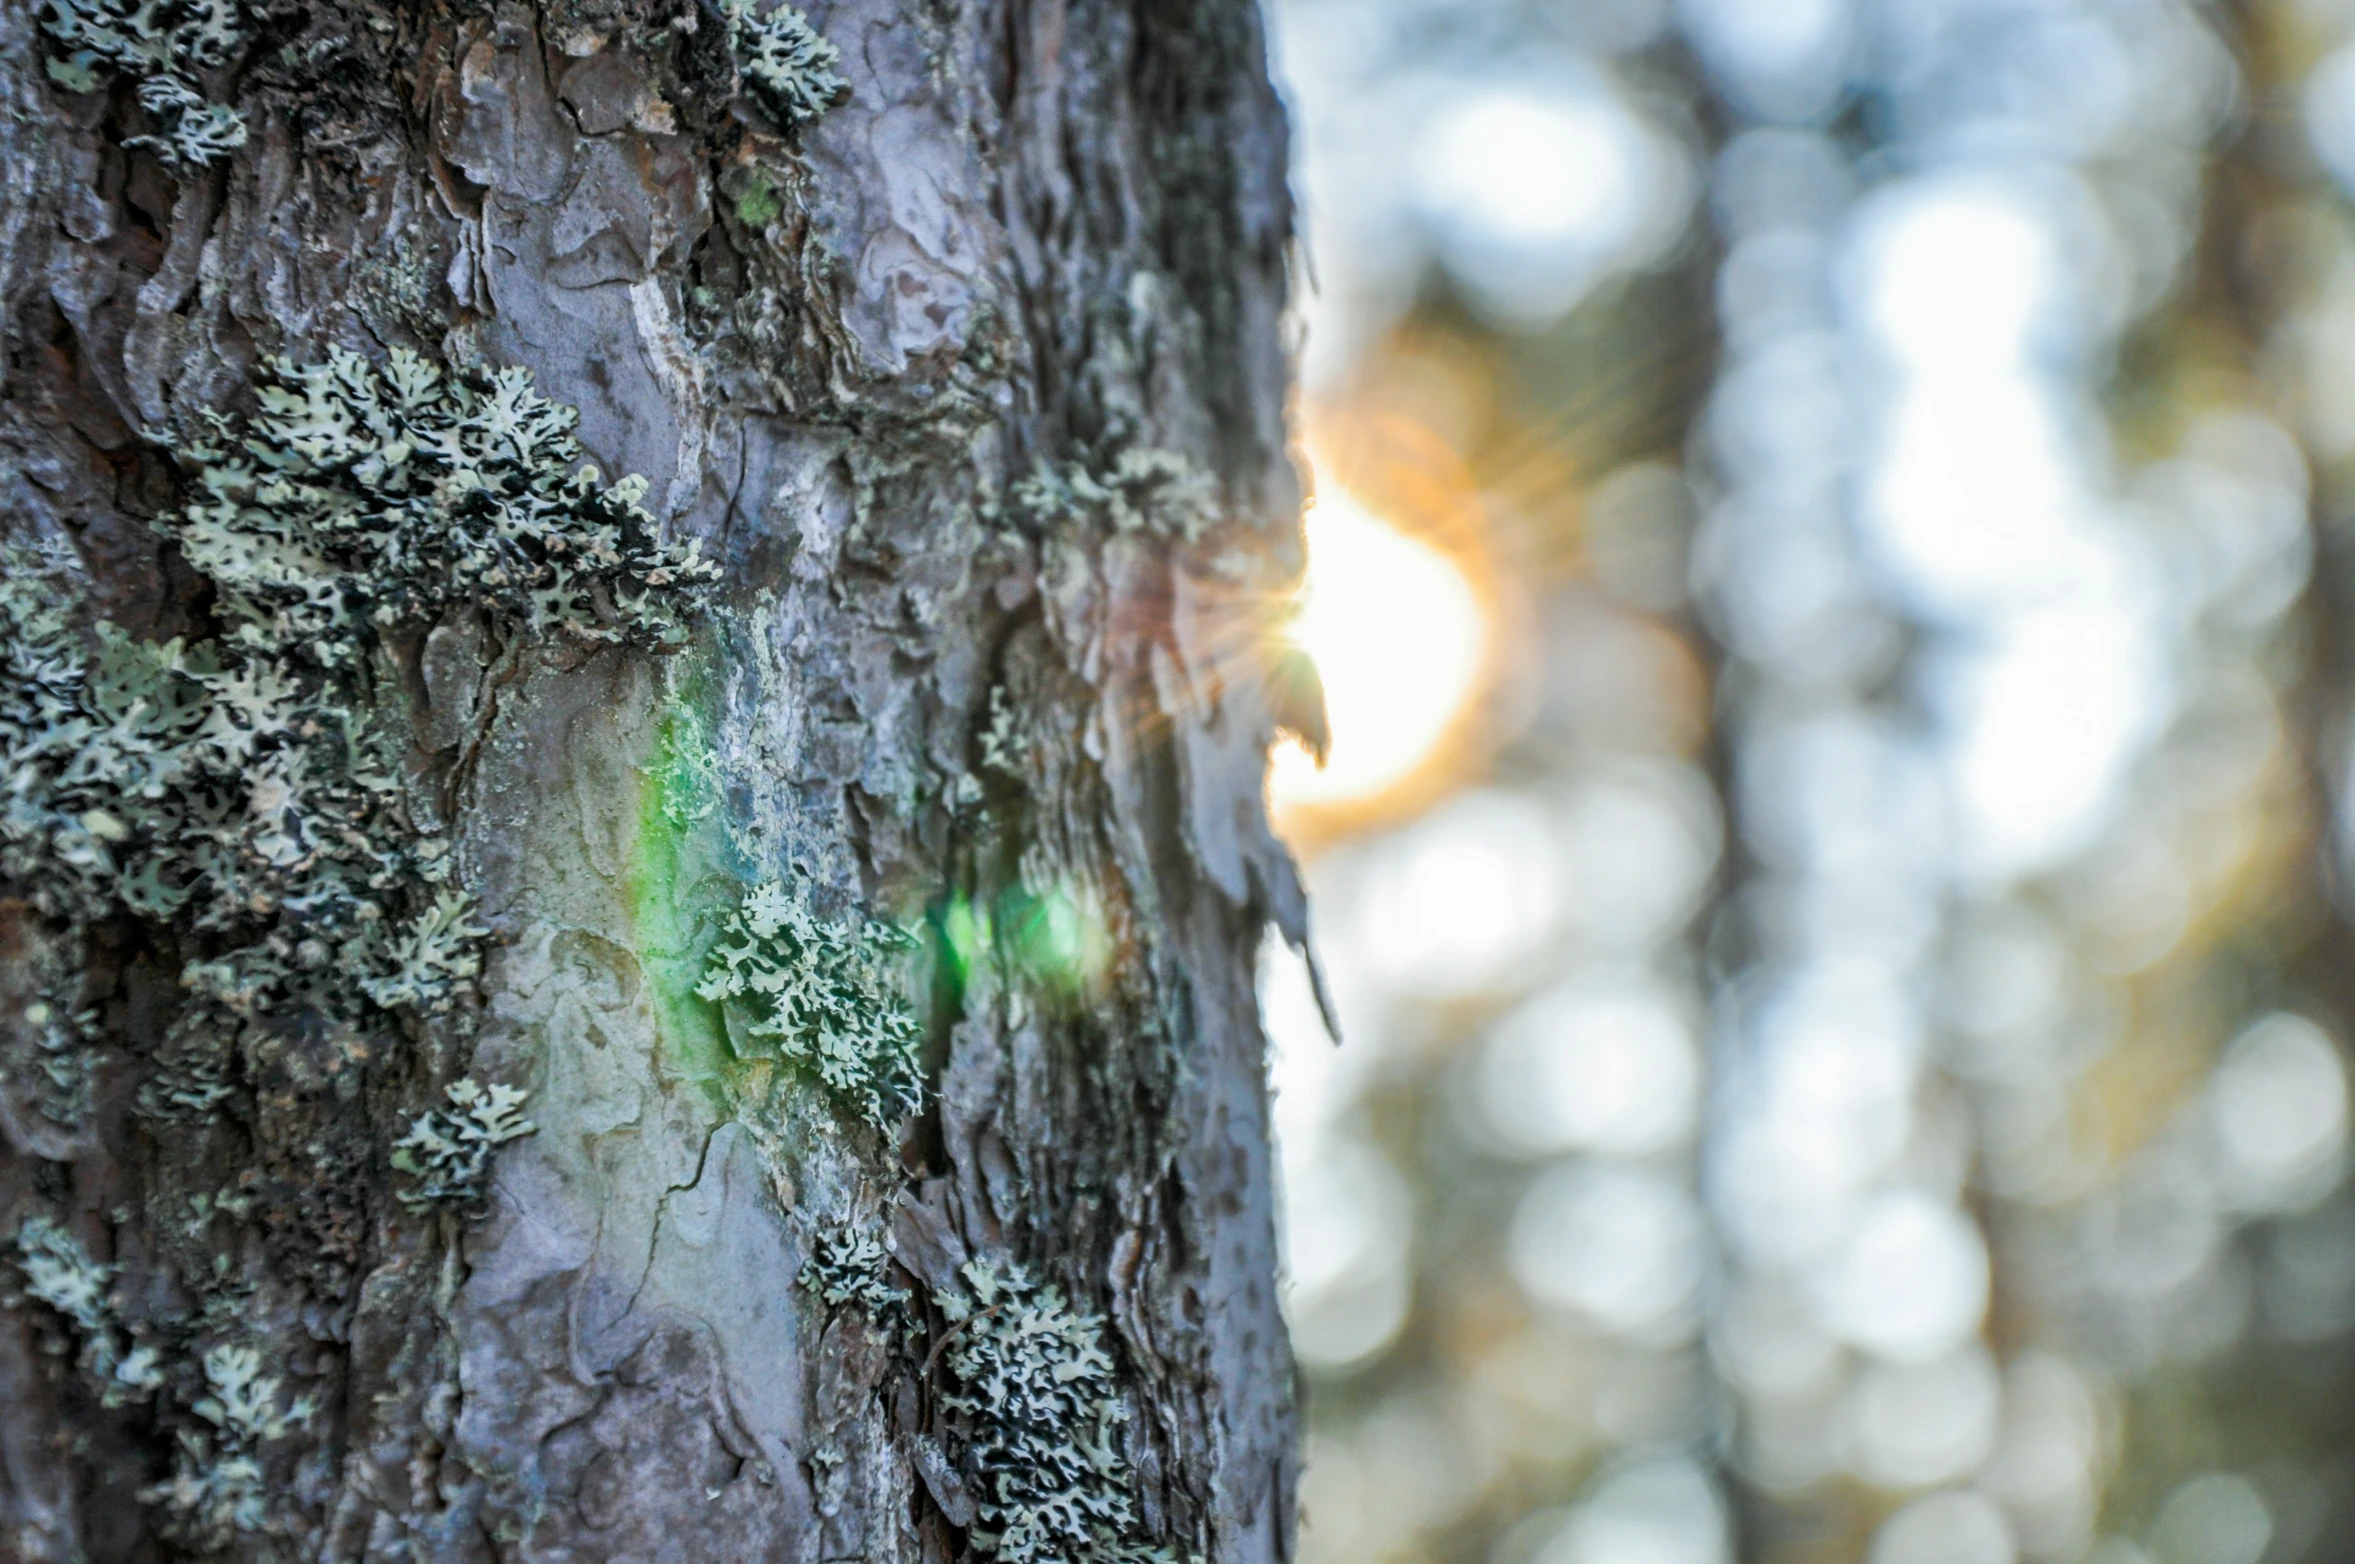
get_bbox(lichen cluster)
[145,1343,315,1546]
[979,685,1024,781]
[11,984,98,1147]
[722,0,848,131]
[40,0,248,166]
[1,348,718,1119]
[1,341,718,1541]
[176,346,719,659]
[797,1223,906,1317]
[14,1214,165,1405]
[935,1259,1166,1564]
[391,1077,535,1213]
[1007,449,1221,543]
[13,1220,310,1546]
[696,879,922,1131]
[0,547,202,927]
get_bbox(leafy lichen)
[1006,449,1221,543]
[358,889,490,1016]
[0,348,721,1119]
[722,0,848,131]
[40,0,248,167]
[0,545,203,926]
[14,1217,315,1542]
[144,1342,315,1546]
[2,340,723,1540]
[12,1215,166,1405]
[391,1078,535,1214]
[11,989,99,1144]
[979,684,1024,781]
[936,1259,1169,1564]
[696,879,921,1132]
[797,1223,907,1317]
[174,346,721,661]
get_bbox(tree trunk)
[0,0,1311,1559]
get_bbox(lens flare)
[1270,487,1487,814]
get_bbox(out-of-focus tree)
[1265,1,2355,1562]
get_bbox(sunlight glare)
[1271,486,1486,812]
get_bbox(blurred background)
[1253,3,2355,1562]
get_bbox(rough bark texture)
[0,0,1310,1559]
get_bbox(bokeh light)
[1258,0,2355,1559]
[1269,487,1488,816]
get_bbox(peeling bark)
[0,0,1310,1559]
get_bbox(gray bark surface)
[0,0,1310,1558]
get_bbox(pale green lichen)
[358,889,489,1016]
[0,348,719,1119]
[979,685,1024,781]
[0,532,476,1118]
[392,1078,535,1213]
[143,1342,315,1546]
[146,347,723,1085]
[797,1224,906,1316]
[12,1215,166,1406]
[935,1259,1169,1564]
[696,879,921,1131]
[1,344,719,1540]
[0,564,121,1140]
[1007,449,1221,542]
[40,0,248,167]
[174,346,721,661]
[722,0,848,131]
[13,991,99,1142]
[133,334,734,1097]
[14,1218,312,1541]
[0,546,204,925]
[732,168,784,228]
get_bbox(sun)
[1270,486,1489,818]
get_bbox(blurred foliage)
[1263,2,2355,1563]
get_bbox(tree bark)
[0,0,1310,1559]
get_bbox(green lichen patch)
[935,1259,1169,1564]
[728,165,784,229]
[392,1078,535,1213]
[41,0,248,166]
[174,346,721,663]
[1006,449,1221,542]
[722,0,847,131]
[695,879,921,1132]
[0,547,204,926]
[359,889,490,1016]
[797,1223,907,1317]
[1,338,723,1545]
[98,346,717,1109]
[144,1343,316,1547]
[978,684,1024,781]
[0,553,178,1138]
[1,343,718,1137]
[133,654,447,1118]
[14,1216,316,1544]
[8,987,99,1148]
[0,540,430,1118]
[12,1215,166,1405]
